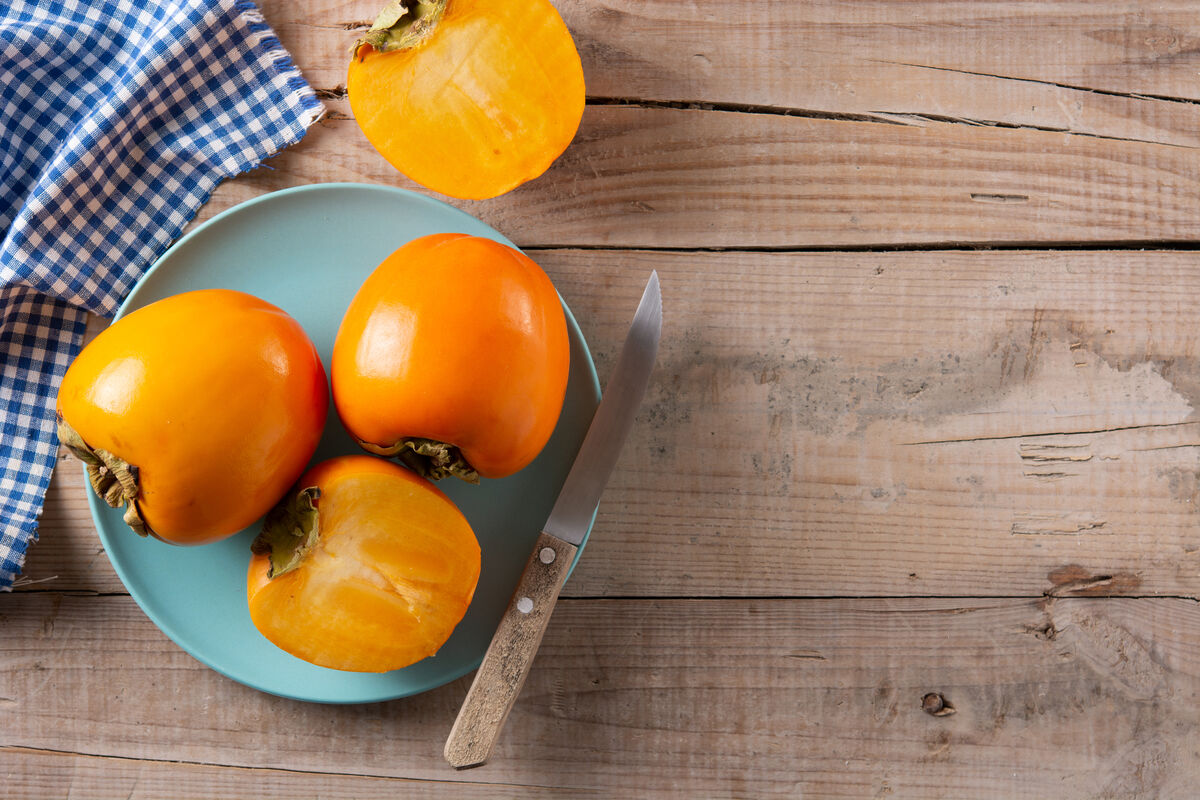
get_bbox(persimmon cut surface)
[346,0,585,200]
[247,456,481,673]
[56,289,327,544]
[332,233,570,481]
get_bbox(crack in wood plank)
[875,110,1200,150]
[519,241,1200,254]
[970,193,1031,203]
[585,95,915,125]
[1045,567,1142,597]
[1022,471,1078,481]
[313,87,923,127]
[313,85,347,100]
[872,59,1200,107]
[901,421,1199,446]
[0,745,598,793]
[1019,443,1094,462]
[316,82,1200,150]
[299,20,372,31]
[1130,442,1200,452]
[1012,514,1108,535]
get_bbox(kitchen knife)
[444,271,663,770]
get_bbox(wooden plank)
[1,747,601,799]
[4,594,1200,798]
[266,1,1200,149]
[233,1,1200,247]
[178,107,1200,248]
[556,249,1200,598]
[26,249,1200,598]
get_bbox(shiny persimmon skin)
[247,455,481,673]
[346,0,585,200]
[56,289,328,544]
[332,234,570,479]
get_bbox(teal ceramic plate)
[86,183,600,703]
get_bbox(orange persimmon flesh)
[347,0,585,200]
[247,456,481,673]
[332,233,570,480]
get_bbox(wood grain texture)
[178,107,1200,249]
[5,594,1200,798]
[170,3,1200,247]
[26,249,1200,599]
[445,533,578,769]
[14,1,1200,795]
[1,747,604,800]
[183,0,1200,248]
[268,0,1200,148]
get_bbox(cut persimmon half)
[347,0,586,200]
[247,455,481,673]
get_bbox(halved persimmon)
[347,0,586,200]
[56,289,328,544]
[247,455,481,673]
[331,233,570,481]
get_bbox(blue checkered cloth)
[0,0,323,588]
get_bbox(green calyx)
[252,486,321,579]
[358,436,480,483]
[353,0,448,58]
[56,416,150,537]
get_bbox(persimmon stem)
[56,416,150,537]
[358,436,480,483]
[354,0,448,58]
[253,486,321,579]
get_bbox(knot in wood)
[922,692,956,717]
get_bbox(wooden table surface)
[8,1,1200,797]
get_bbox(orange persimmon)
[56,289,328,544]
[346,0,585,200]
[332,233,569,481]
[247,455,481,672]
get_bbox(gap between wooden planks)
[4,594,1200,798]
[25,249,1200,599]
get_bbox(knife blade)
[444,271,662,770]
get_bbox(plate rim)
[85,182,602,703]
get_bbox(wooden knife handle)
[444,531,578,770]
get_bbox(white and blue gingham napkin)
[0,0,324,588]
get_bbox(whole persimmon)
[347,0,585,200]
[56,289,328,544]
[332,233,569,481]
[247,455,481,672]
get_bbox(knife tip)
[641,271,662,331]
